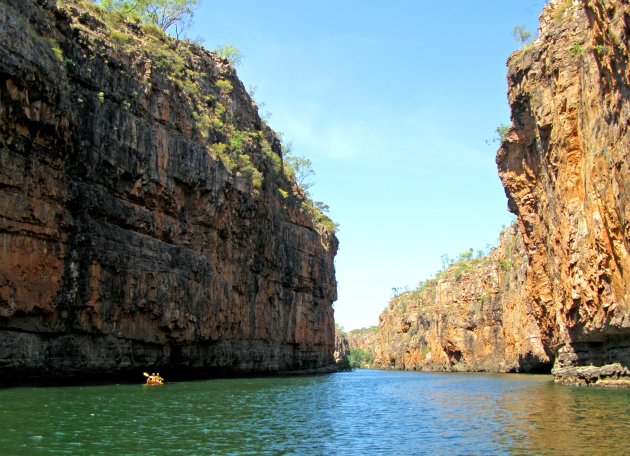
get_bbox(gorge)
[0,0,628,387]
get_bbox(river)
[1,369,629,455]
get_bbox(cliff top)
[29,0,337,235]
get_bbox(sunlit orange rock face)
[373,225,551,373]
[497,0,629,385]
[0,0,337,381]
[372,0,629,385]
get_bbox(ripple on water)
[1,371,629,454]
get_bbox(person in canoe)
[144,372,164,385]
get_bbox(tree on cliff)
[281,140,315,191]
[512,25,532,47]
[215,44,243,67]
[98,0,200,36]
[281,140,337,233]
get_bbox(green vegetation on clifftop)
[56,0,335,234]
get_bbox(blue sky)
[190,1,544,331]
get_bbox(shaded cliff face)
[0,0,337,381]
[333,330,350,365]
[497,0,629,385]
[373,225,550,373]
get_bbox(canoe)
[143,372,164,385]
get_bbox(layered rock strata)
[497,0,629,385]
[0,0,337,381]
[373,225,550,373]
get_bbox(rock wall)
[367,0,629,386]
[333,330,350,366]
[0,0,337,381]
[497,0,629,385]
[346,326,379,356]
[373,225,550,373]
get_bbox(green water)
[1,370,629,455]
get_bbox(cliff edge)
[0,0,338,381]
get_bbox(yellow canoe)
[143,372,164,385]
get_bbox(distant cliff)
[497,0,629,385]
[346,326,379,357]
[0,0,337,381]
[373,224,550,373]
[333,330,350,368]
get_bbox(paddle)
[143,372,164,383]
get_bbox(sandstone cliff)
[346,326,379,357]
[333,326,379,370]
[0,0,337,381]
[333,329,350,367]
[363,0,629,386]
[497,0,629,385]
[373,224,550,373]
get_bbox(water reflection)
[497,378,630,454]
